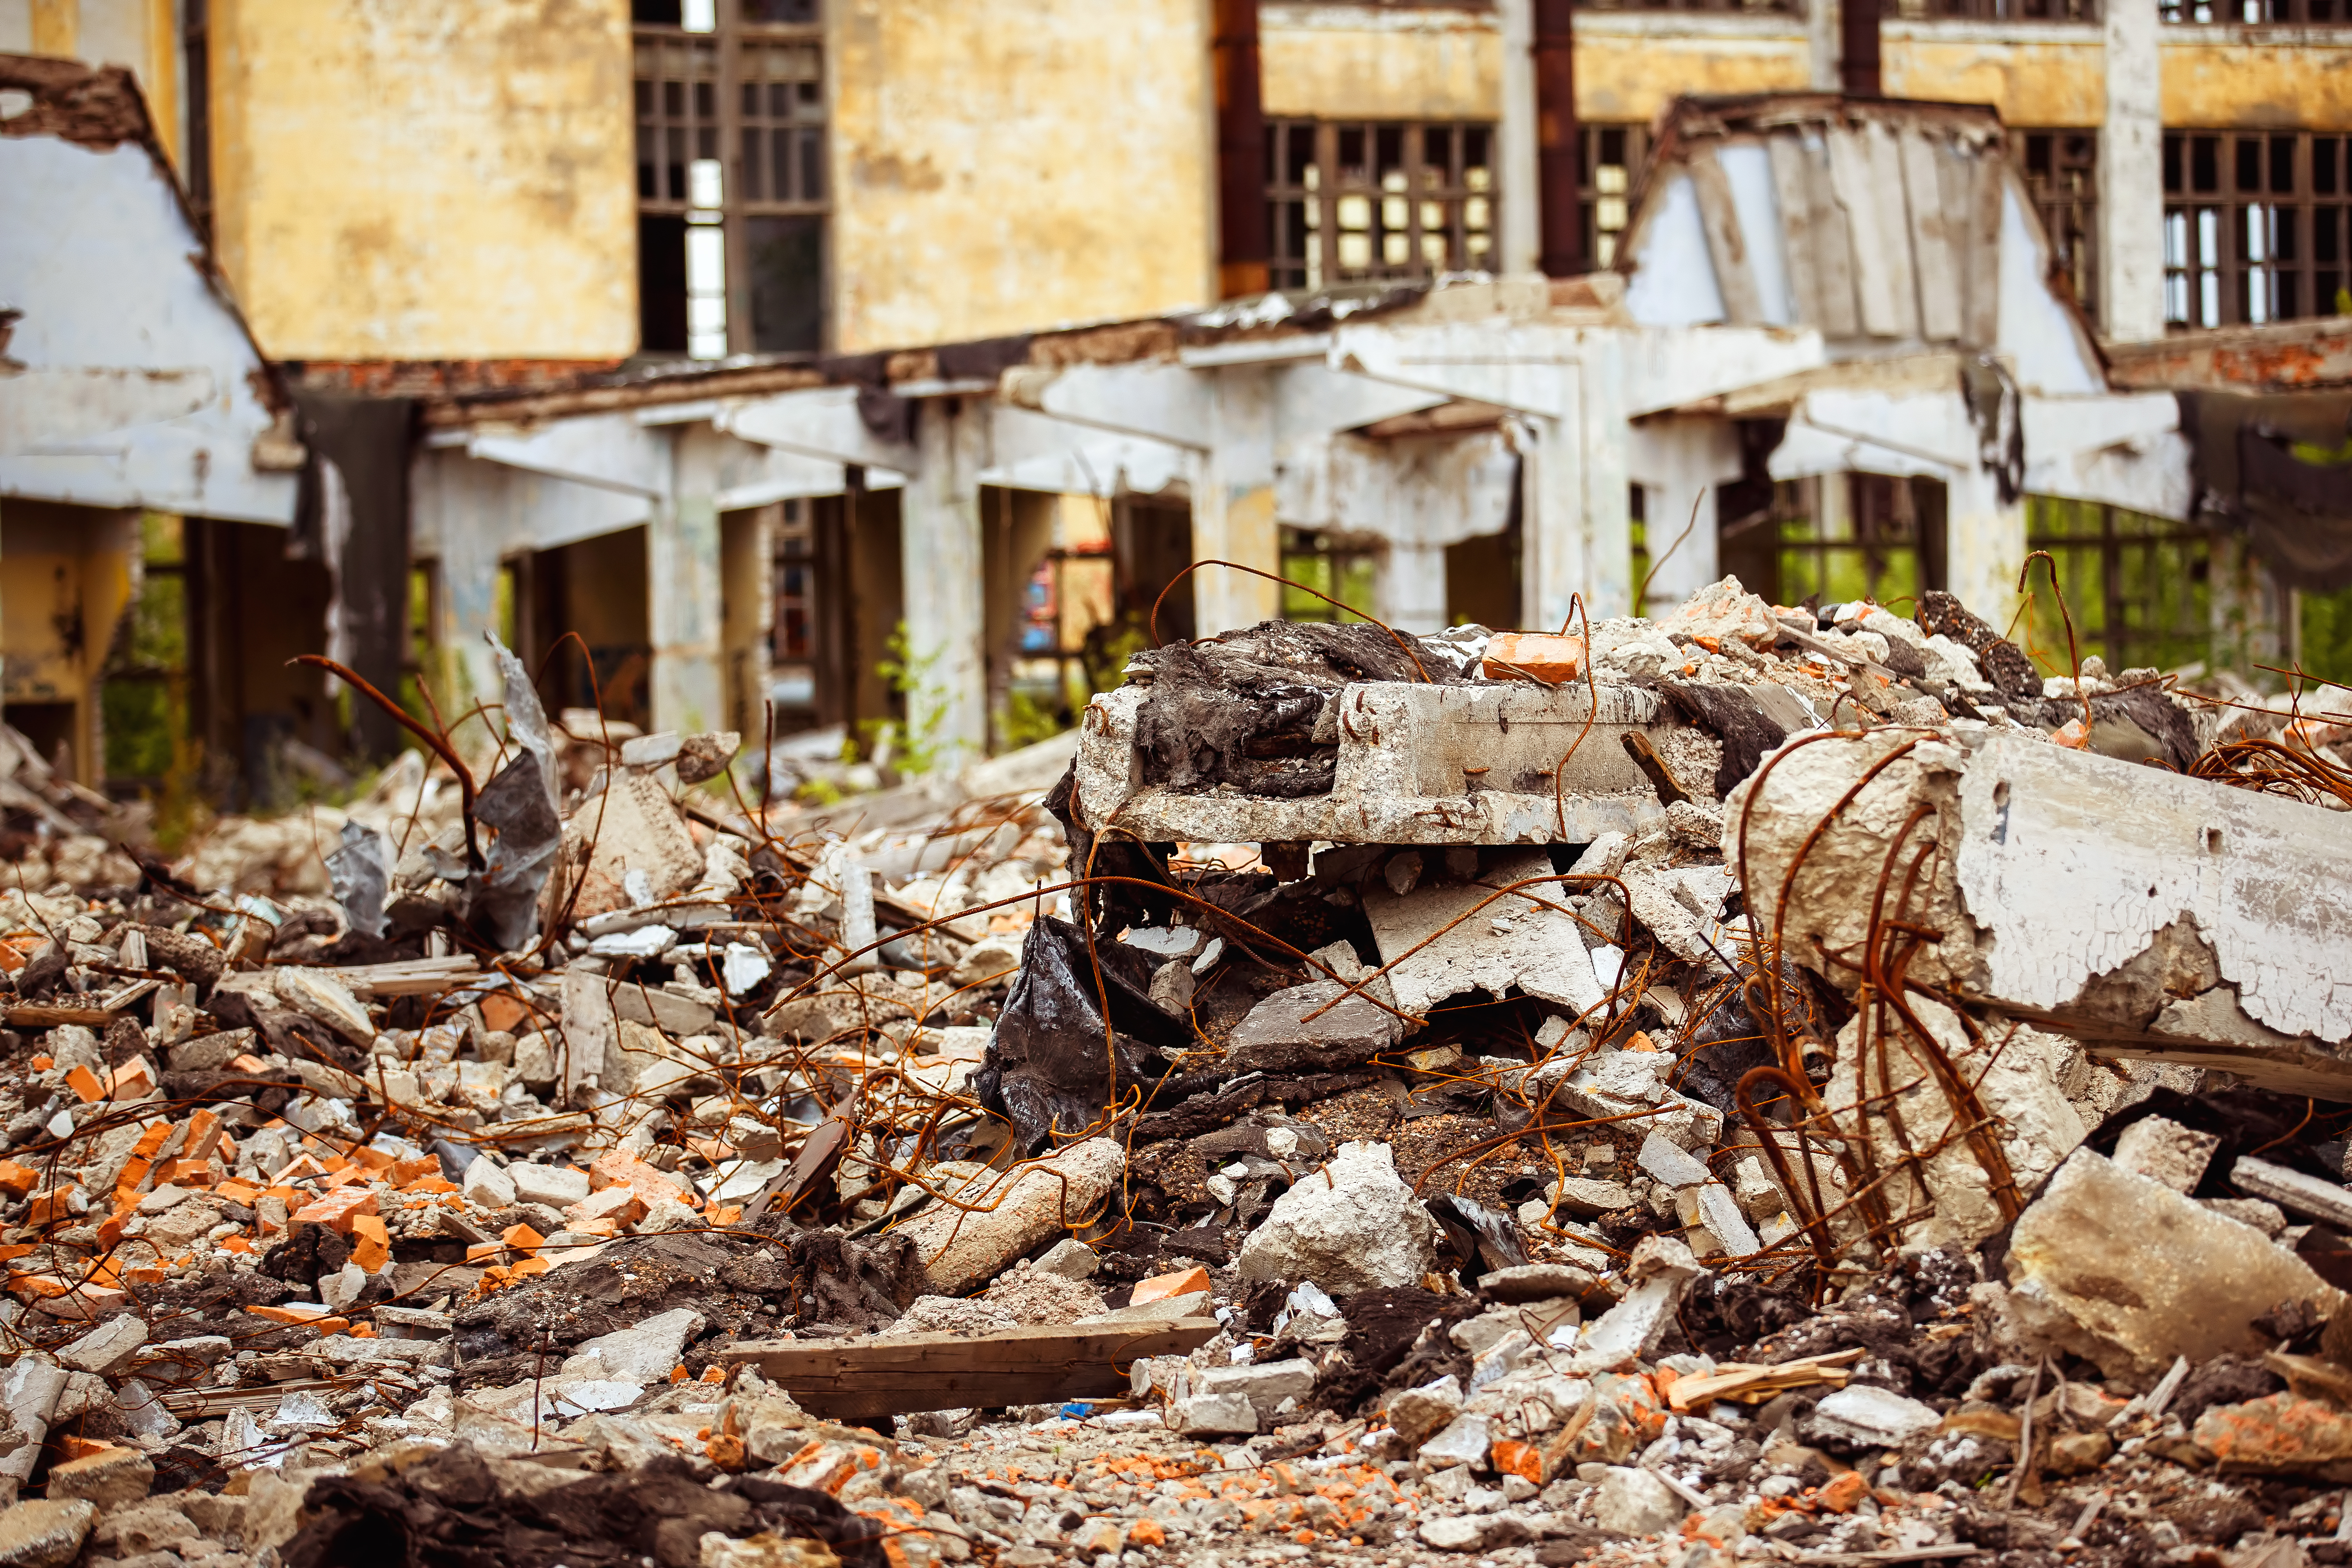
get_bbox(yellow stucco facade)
[1573,22,1814,123]
[1883,26,2108,126]
[2163,33,2352,127]
[827,0,1215,354]
[1260,4,1499,120]
[206,0,638,362]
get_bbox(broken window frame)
[2023,499,2213,676]
[1265,120,1497,292]
[1580,124,1651,271]
[2012,128,2101,327]
[1277,527,1380,625]
[2161,0,2341,20]
[1766,475,1950,614]
[634,2,829,359]
[770,497,819,717]
[2164,130,2352,329]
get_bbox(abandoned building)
[3,0,2351,798]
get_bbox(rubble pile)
[1,592,2351,1566]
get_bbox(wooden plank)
[1687,147,1765,327]
[3,1004,125,1029]
[1964,142,2006,349]
[717,1317,1222,1419]
[1901,127,1961,343]
[1800,135,1861,340]
[1767,135,1826,332]
[1826,127,1901,339]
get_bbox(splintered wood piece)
[715,1317,1221,1418]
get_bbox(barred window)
[2014,130,2100,325]
[1581,124,1651,270]
[2164,131,2352,329]
[1895,0,2098,18]
[633,0,828,359]
[2162,0,2341,20]
[1266,121,1497,292]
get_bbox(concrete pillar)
[1497,0,1541,277]
[1381,542,1450,635]
[422,456,509,730]
[2102,0,2166,342]
[1194,368,1282,635]
[1945,462,2029,630]
[1808,0,1842,91]
[1524,359,1632,631]
[650,422,725,737]
[1629,417,1744,615]
[902,397,989,769]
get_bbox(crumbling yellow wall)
[1884,30,2106,125]
[1574,27,1812,122]
[2163,38,2352,128]
[207,0,637,361]
[1261,5,1498,120]
[828,0,1214,353]
[0,501,138,786]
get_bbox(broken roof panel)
[0,55,298,525]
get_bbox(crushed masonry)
[0,583,2346,1565]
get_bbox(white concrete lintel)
[717,384,921,472]
[1177,334,1332,368]
[1011,360,1215,451]
[466,411,670,499]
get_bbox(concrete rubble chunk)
[2112,1115,2220,1192]
[2231,1156,2352,1230]
[509,1161,591,1209]
[562,1307,707,1383]
[1386,1375,1465,1446]
[1590,1466,1685,1538]
[1223,979,1401,1073]
[1235,1140,1440,1295]
[0,1499,98,1568]
[1199,1358,1315,1417]
[1418,1411,1492,1468]
[1168,1392,1257,1436]
[2006,1147,2344,1382]
[1365,848,1606,1018]
[1636,1131,1710,1188]
[42,1446,152,1510]
[892,1137,1125,1296]
[1575,1236,1700,1368]
[461,1156,518,1209]
[1806,1385,1943,1447]
[1548,1176,1637,1217]
[58,1316,146,1377]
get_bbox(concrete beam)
[466,412,666,498]
[718,385,919,472]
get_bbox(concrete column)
[902,397,989,769]
[650,422,725,737]
[1519,352,1628,631]
[1194,368,1282,634]
[418,452,509,730]
[1808,0,1842,90]
[1381,542,1450,634]
[2102,0,2166,342]
[1629,417,1744,615]
[1945,462,2029,630]
[1497,0,1541,277]
[1581,342,1636,623]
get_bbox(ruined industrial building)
[8,2,2352,1566]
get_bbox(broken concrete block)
[1169,1393,1257,1436]
[1031,1240,1099,1281]
[1224,980,1401,1072]
[510,1161,590,1209]
[2111,1116,2219,1193]
[1679,1182,1761,1256]
[562,1307,706,1383]
[272,967,375,1047]
[1385,1375,1465,1446]
[1366,848,1605,1019]
[1657,577,1779,647]
[1636,1132,1710,1188]
[1574,1236,1700,1369]
[1618,862,1735,969]
[1547,1177,1637,1217]
[2230,1156,2352,1230]
[2203,1197,2288,1238]
[2006,1147,2344,1383]
[0,1498,97,1568]
[42,1446,152,1510]
[1806,1386,1942,1448]
[1480,1263,1600,1303]
[1418,1411,1492,1469]
[1235,1140,1439,1296]
[561,769,705,919]
[461,1157,517,1210]
[1589,1466,1685,1538]
[2192,1392,2352,1477]
[57,1316,145,1378]
[1200,1358,1315,1418]
[892,1137,1124,1297]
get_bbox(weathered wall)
[0,0,183,160]
[1573,16,1812,123]
[1260,2,1499,120]
[828,0,1215,353]
[208,0,637,361]
[1883,24,2107,125]
[2162,34,2352,127]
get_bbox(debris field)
[1,579,2351,1568]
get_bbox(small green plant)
[998,686,1067,751]
[871,621,946,778]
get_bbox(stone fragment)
[675,730,741,784]
[2006,1148,2343,1382]
[510,1162,590,1209]
[88,1499,197,1557]
[892,1138,1124,1297]
[272,967,375,1046]
[58,1316,146,1377]
[43,1446,152,1509]
[2232,1156,2352,1230]
[1168,1393,1256,1436]
[1385,1376,1465,1446]
[562,1307,706,1383]
[2193,1392,2352,1476]
[1199,1358,1314,1418]
[563,769,705,919]
[460,1157,518,1209]
[1235,1140,1439,1296]
[2203,1197,2288,1237]
[1589,1466,1685,1538]
[1547,1177,1637,1217]
[1419,1411,1492,1469]
[1364,848,1605,1019]
[2111,1116,2219,1193]
[1806,1386,1943,1447]
[1418,1514,1492,1553]
[1480,1263,1600,1303]
[1030,1240,1098,1281]
[1222,981,1400,1073]
[1656,577,1780,647]
[0,1499,97,1568]
[1636,1132,1710,1188]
